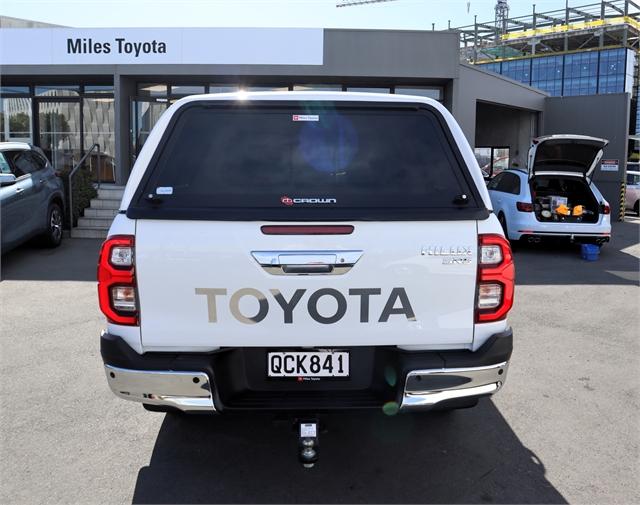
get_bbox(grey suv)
[0,142,65,254]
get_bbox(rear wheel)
[498,213,508,237]
[635,201,639,216]
[39,202,63,248]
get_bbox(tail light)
[516,201,533,212]
[98,235,138,325]
[476,234,515,323]
[601,202,610,215]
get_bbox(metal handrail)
[68,143,101,230]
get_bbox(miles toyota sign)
[0,27,324,65]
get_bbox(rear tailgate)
[135,220,478,349]
[128,97,487,350]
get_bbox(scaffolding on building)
[455,0,639,63]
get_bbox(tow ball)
[297,419,320,468]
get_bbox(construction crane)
[337,0,400,7]
[495,0,510,38]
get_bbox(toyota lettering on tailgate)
[194,287,416,324]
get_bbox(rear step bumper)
[100,330,512,413]
[400,361,508,411]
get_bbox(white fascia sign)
[0,28,324,65]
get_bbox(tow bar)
[297,419,320,468]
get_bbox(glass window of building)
[346,87,391,93]
[563,52,598,96]
[479,62,501,75]
[170,85,206,96]
[293,84,343,91]
[84,85,115,94]
[1,86,30,95]
[531,55,563,96]
[245,85,290,91]
[209,85,240,93]
[0,97,33,143]
[394,87,442,101]
[474,147,492,176]
[37,101,82,174]
[137,83,168,97]
[35,85,80,97]
[501,59,531,85]
[83,97,116,183]
[598,48,626,94]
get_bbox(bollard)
[619,181,626,222]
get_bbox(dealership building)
[0,11,635,235]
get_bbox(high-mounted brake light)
[98,235,138,325]
[476,234,515,323]
[261,225,354,235]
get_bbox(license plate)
[267,351,349,378]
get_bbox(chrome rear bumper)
[104,360,508,413]
[399,361,509,411]
[104,365,216,412]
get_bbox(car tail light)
[476,234,515,323]
[516,201,533,212]
[98,235,138,325]
[601,202,610,215]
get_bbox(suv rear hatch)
[128,98,488,350]
[527,135,608,223]
[527,134,608,182]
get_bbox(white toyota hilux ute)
[99,92,514,463]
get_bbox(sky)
[1,0,568,30]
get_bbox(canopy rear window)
[130,102,485,221]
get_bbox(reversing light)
[477,283,502,309]
[111,286,137,312]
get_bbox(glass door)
[36,99,82,175]
[131,98,168,166]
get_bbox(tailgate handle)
[251,250,363,276]
[282,264,334,274]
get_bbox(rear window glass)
[132,102,483,220]
[534,140,603,171]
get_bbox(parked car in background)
[626,170,640,216]
[0,142,65,254]
[488,135,611,245]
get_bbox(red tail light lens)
[516,202,533,212]
[476,234,515,323]
[602,203,610,215]
[98,235,138,325]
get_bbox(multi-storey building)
[456,0,638,152]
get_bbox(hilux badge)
[421,245,473,256]
[422,245,473,265]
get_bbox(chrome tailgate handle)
[251,250,363,275]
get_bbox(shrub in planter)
[60,165,97,228]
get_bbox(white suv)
[488,135,612,245]
[97,92,514,459]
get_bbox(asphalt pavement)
[1,220,638,504]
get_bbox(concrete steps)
[71,185,124,239]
